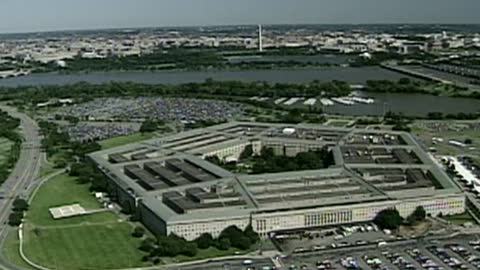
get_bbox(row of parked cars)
[363,255,391,270]
[427,246,468,269]
[447,243,480,269]
[406,248,442,270]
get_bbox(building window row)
[305,210,352,226]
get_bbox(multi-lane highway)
[0,106,43,270]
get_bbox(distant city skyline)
[1,0,480,34]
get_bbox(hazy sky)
[1,0,479,33]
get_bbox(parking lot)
[277,223,423,255]
[64,121,141,142]
[53,97,245,122]
[168,234,480,270]
[281,235,480,270]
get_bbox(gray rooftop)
[89,121,463,224]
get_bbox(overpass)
[380,63,453,84]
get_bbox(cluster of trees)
[384,111,412,132]
[39,120,107,192]
[139,119,167,133]
[373,206,427,230]
[0,110,21,183]
[183,119,226,130]
[426,112,480,120]
[38,120,101,166]
[8,198,29,226]
[139,225,259,263]
[38,120,71,159]
[406,206,427,225]
[38,49,224,72]
[365,78,425,94]
[69,161,108,192]
[276,108,325,124]
[250,147,334,174]
[132,226,146,238]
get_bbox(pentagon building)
[89,122,465,241]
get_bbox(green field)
[26,174,116,226]
[39,161,57,178]
[21,173,149,270]
[23,223,146,270]
[444,212,476,225]
[412,121,480,159]
[99,132,155,149]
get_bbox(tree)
[219,226,244,247]
[152,234,198,257]
[216,237,231,251]
[12,198,28,212]
[373,208,403,230]
[8,212,23,226]
[236,236,252,250]
[195,233,215,249]
[243,224,260,244]
[239,145,253,160]
[132,226,146,238]
[140,120,164,133]
[407,206,426,225]
[139,237,156,252]
[182,242,198,257]
[219,225,253,250]
[392,123,411,132]
[205,155,222,166]
[155,235,180,257]
[398,77,412,85]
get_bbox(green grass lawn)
[26,174,117,226]
[23,223,146,270]
[412,121,480,158]
[39,162,57,178]
[21,173,149,270]
[2,230,35,270]
[444,212,476,225]
[99,132,155,149]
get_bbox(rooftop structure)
[90,122,465,240]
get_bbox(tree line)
[0,110,22,184]
[38,120,107,192]
[138,224,259,264]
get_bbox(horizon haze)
[1,0,480,34]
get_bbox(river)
[0,67,409,87]
[0,67,478,117]
[324,92,480,117]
